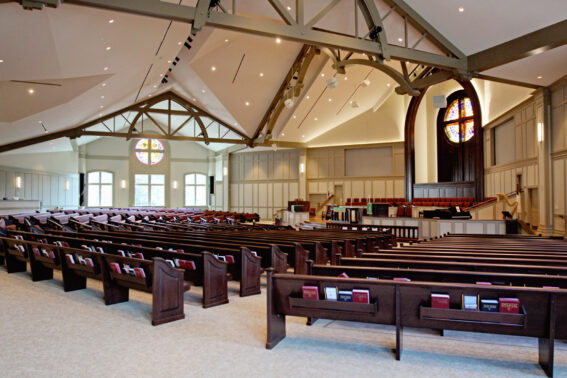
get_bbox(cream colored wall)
[473,80,533,125]
[0,151,79,210]
[0,151,79,174]
[306,92,408,148]
[550,79,567,236]
[306,144,405,207]
[82,138,210,208]
[229,149,299,220]
[483,99,538,202]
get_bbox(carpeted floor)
[1,268,566,377]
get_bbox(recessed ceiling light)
[193,98,196,101]
[245,101,250,106]
[458,7,464,12]
[276,37,281,44]
[362,53,366,56]
[160,73,164,77]
[108,19,114,23]
[302,135,305,138]
[292,115,296,119]
[99,113,103,116]
[148,94,151,97]
[281,133,285,136]
[102,83,106,87]
[211,66,216,71]
[153,85,157,88]
[224,39,229,42]
[104,67,109,71]
[38,120,42,124]
[178,41,182,45]
[537,76,543,79]
[106,46,111,51]
[287,6,291,10]
[0,59,4,63]
[349,100,353,104]
[259,72,264,77]
[201,89,206,93]
[321,73,325,77]
[167,60,172,63]
[314,117,318,121]
[100,105,104,109]
[398,38,403,42]
[100,95,105,99]
[386,83,391,87]
[328,98,332,102]
[28,89,34,94]
[344,76,348,80]
[306,96,310,99]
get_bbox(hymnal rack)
[266,269,567,377]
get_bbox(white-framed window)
[87,171,113,207]
[185,173,207,206]
[135,174,165,206]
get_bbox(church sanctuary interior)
[3,0,567,377]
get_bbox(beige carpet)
[1,268,566,377]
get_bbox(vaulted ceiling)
[0,0,566,154]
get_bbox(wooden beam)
[468,19,567,72]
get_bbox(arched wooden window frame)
[404,81,483,202]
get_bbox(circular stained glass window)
[443,97,475,143]
[135,139,164,165]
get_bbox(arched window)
[185,173,207,206]
[441,95,475,143]
[135,138,164,165]
[87,171,113,207]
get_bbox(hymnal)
[302,286,319,300]
[480,299,498,312]
[65,254,75,265]
[324,287,338,301]
[462,295,478,310]
[393,277,411,282]
[84,258,94,267]
[366,277,378,280]
[431,293,450,309]
[225,255,235,264]
[133,267,146,279]
[77,255,87,265]
[338,290,353,302]
[499,298,520,314]
[123,265,136,276]
[475,282,492,285]
[96,247,105,253]
[165,259,175,268]
[109,262,121,274]
[32,247,41,257]
[250,251,258,257]
[117,250,126,257]
[216,255,226,262]
[352,289,370,304]
[543,286,559,289]
[133,253,144,260]
[338,272,349,278]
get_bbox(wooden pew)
[337,256,567,276]
[266,270,567,377]
[1,237,188,325]
[3,233,229,308]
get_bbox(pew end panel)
[201,252,229,308]
[239,247,262,297]
[150,257,187,326]
[3,237,29,273]
[271,244,288,273]
[315,242,329,265]
[294,243,309,275]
